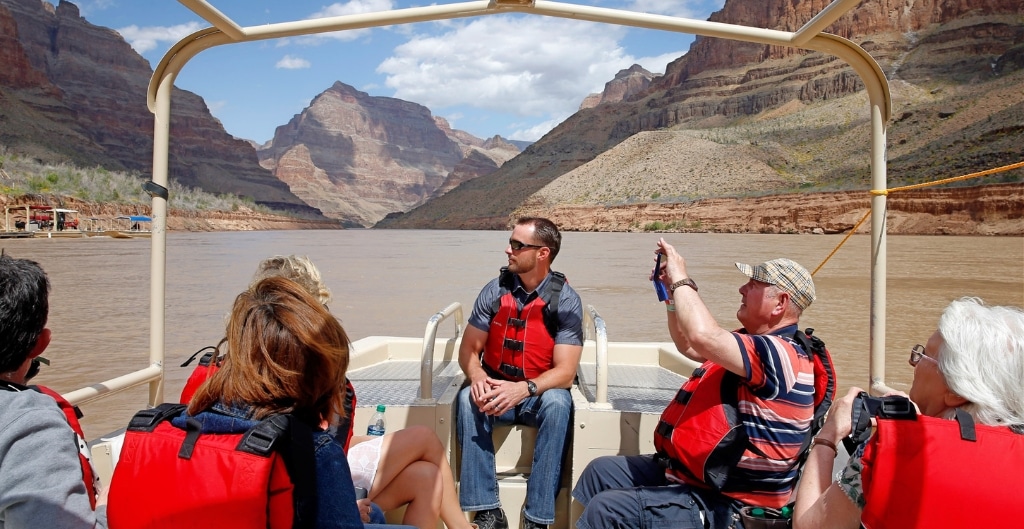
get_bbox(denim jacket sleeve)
[312,431,366,528]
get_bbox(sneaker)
[473,508,508,529]
[522,519,546,529]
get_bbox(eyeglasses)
[509,239,546,251]
[909,344,938,367]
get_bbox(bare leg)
[372,460,442,529]
[370,426,474,529]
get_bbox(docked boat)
[74,1,898,527]
[2,204,84,238]
[103,215,153,238]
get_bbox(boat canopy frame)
[67,0,895,407]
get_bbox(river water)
[2,230,1021,436]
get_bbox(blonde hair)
[189,276,349,422]
[251,255,332,306]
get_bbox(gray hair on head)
[937,297,1024,430]
[251,255,332,306]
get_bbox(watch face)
[527,380,537,395]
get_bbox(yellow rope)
[812,160,1024,276]
[812,210,871,276]
[870,160,1024,196]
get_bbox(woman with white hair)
[793,297,1024,529]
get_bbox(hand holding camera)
[652,253,669,302]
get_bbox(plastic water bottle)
[366,404,387,436]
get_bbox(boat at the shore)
[102,215,153,239]
[2,204,85,238]
[73,1,899,526]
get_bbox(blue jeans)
[572,455,743,529]
[457,385,572,525]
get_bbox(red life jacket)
[652,329,835,507]
[107,403,317,529]
[29,385,100,509]
[180,347,357,451]
[859,404,1024,529]
[178,345,223,404]
[482,269,566,381]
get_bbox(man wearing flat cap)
[573,239,828,529]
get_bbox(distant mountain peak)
[579,63,658,110]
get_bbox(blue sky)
[59,0,725,143]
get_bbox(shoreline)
[5,182,1022,235]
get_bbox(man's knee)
[574,456,618,503]
[577,490,638,529]
[536,388,572,421]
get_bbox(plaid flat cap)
[735,258,816,310]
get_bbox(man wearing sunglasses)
[457,217,584,529]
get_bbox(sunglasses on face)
[508,239,546,251]
[909,344,938,367]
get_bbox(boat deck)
[577,362,687,414]
[348,360,464,406]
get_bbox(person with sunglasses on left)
[456,217,584,529]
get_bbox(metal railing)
[583,304,610,407]
[63,363,163,407]
[419,302,465,401]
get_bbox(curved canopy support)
[145,0,892,406]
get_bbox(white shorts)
[347,435,384,491]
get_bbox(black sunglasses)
[509,239,546,251]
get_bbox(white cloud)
[276,55,312,69]
[116,22,205,54]
[635,51,687,76]
[300,0,396,42]
[378,16,634,119]
[376,15,689,140]
[311,0,395,18]
[508,115,571,142]
[626,0,723,19]
[206,100,227,114]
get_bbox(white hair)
[251,255,332,306]
[937,297,1024,430]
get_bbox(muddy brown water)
[3,230,1021,437]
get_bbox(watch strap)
[670,278,698,292]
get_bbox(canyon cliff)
[257,82,519,227]
[379,0,1024,230]
[0,0,318,215]
[579,64,656,110]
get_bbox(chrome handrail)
[420,302,465,401]
[583,304,610,406]
[63,364,163,407]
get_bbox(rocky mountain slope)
[579,64,656,110]
[0,0,318,215]
[379,0,1024,230]
[256,82,519,227]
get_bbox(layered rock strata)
[259,82,518,227]
[0,0,317,215]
